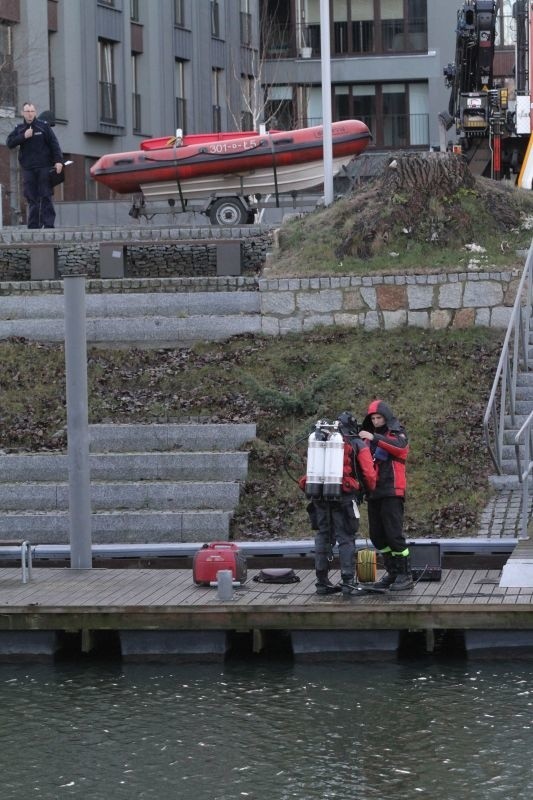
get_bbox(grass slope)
[0,326,503,541]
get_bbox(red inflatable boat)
[90,120,371,202]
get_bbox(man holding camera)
[7,102,63,229]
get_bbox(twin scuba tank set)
[305,418,354,501]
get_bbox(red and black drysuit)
[299,436,376,585]
[360,400,410,573]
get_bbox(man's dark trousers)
[23,167,55,228]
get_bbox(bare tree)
[226,0,294,132]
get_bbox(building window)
[130,0,140,21]
[241,75,254,130]
[212,67,222,131]
[0,22,16,109]
[98,0,115,6]
[240,0,252,45]
[334,81,429,148]
[175,59,187,133]
[262,0,291,58]
[132,54,141,132]
[174,0,185,27]
[211,1,220,38]
[98,39,117,123]
[264,86,294,130]
[351,0,374,54]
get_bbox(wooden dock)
[0,565,533,661]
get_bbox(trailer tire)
[209,198,249,226]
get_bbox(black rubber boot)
[372,553,396,590]
[389,555,414,591]
[315,570,341,595]
[341,574,358,596]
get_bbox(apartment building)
[261,1,515,151]
[0,0,261,224]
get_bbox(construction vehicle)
[442,0,533,187]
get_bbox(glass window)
[98,39,116,122]
[174,0,185,27]
[407,0,427,51]
[211,1,220,38]
[132,54,141,132]
[212,68,222,131]
[383,84,407,146]
[175,59,187,132]
[381,0,404,52]
[351,0,374,53]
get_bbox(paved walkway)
[478,489,532,538]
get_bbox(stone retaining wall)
[258,271,520,332]
[0,268,522,332]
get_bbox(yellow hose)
[357,549,376,582]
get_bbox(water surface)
[0,659,532,799]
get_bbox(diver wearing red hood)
[359,400,412,591]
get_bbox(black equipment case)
[409,542,442,582]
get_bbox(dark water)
[0,659,532,800]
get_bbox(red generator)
[193,542,247,586]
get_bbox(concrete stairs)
[0,290,262,345]
[0,423,256,544]
[489,353,533,491]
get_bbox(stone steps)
[0,423,256,545]
[0,291,262,344]
[0,452,249,482]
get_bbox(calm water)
[1,658,532,800]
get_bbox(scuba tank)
[305,424,327,498]
[322,424,344,500]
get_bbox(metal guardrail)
[514,410,533,539]
[483,242,533,475]
[484,242,533,540]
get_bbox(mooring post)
[64,275,92,569]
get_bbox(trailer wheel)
[209,198,249,226]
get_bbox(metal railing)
[514,410,533,539]
[483,241,533,476]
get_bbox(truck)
[442,0,533,187]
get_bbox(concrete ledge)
[291,629,401,661]
[119,629,229,662]
[0,631,58,662]
[464,629,533,658]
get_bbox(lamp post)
[320,0,333,206]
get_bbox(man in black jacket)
[7,102,63,229]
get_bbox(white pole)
[320,0,333,205]
[64,275,93,569]
[0,185,3,229]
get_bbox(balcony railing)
[293,113,429,148]
[262,20,428,59]
[261,23,291,58]
[99,80,117,123]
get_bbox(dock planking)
[0,566,532,633]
